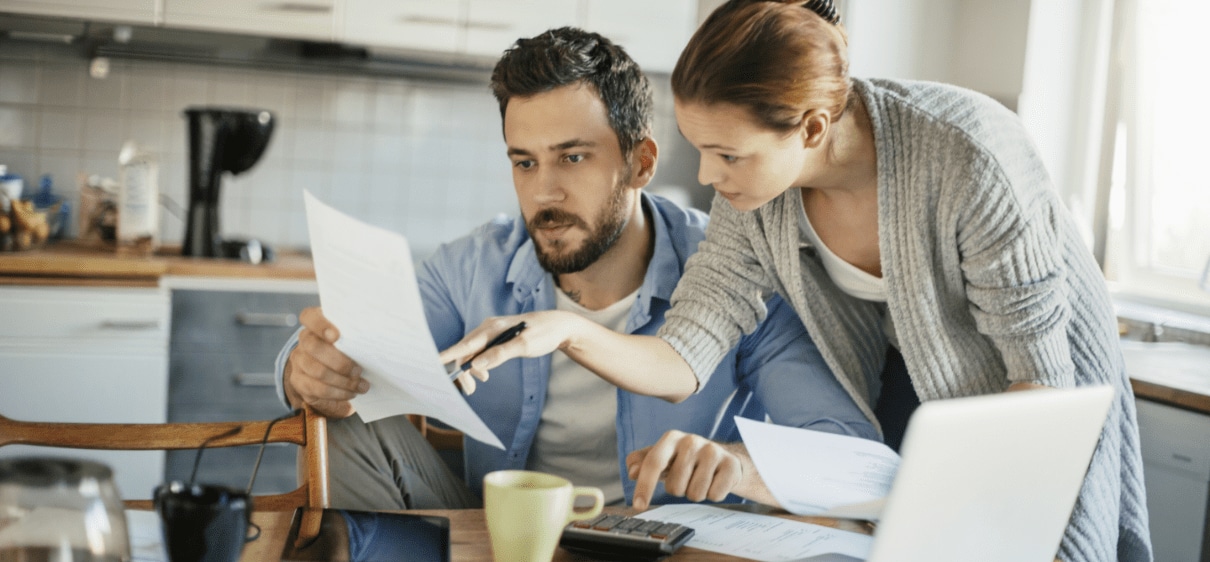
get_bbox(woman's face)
[675,101,810,212]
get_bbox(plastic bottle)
[33,175,70,240]
[0,165,23,213]
[117,141,160,255]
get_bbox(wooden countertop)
[0,240,314,287]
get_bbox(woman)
[442,1,1151,560]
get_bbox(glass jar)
[0,457,130,562]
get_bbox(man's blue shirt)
[278,193,875,504]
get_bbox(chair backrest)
[0,407,329,512]
[407,414,463,451]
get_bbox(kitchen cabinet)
[462,0,580,58]
[0,0,161,25]
[342,0,696,73]
[163,0,338,42]
[165,288,318,494]
[1136,399,1210,561]
[0,286,170,500]
[343,0,464,54]
[580,0,697,73]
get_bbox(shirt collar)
[505,192,682,315]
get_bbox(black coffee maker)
[183,107,275,261]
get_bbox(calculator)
[559,513,695,560]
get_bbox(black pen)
[446,321,528,381]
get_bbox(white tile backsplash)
[83,112,125,152]
[39,110,83,150]
[0,43,688,260]
[39,64,85,109]
[84,69,127,110]
[0,107,38,149]
[0,61,39,104]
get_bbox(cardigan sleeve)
[955,155,1075,388]
[658,193,780,389]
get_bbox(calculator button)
[572,514,609,529]
[593,515,625,531]
[648,523,680,540]
[635,520,664,534]
[614,517,642,531]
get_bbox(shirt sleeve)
[658,192,780,390]
[273,327,303,411]
[737,295,879,441]
[416,247,467,351]
[956,157,1075,388]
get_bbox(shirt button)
[528,395,534,401]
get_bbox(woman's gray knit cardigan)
[658,78,1152,561]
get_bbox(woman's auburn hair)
[672,0,851,132]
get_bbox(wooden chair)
[0,407,329,544]
[407,414,464,452]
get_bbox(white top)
[525,283,639,505]
[796,200,887,301]
[797,200,899,348]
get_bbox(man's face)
[503,83,639,275]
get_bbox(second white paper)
[736,417,898,520]
[304,190,503,449]
[641,504,872,562]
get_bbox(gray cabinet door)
[166,289,319,493]
[1136,399,1210,561]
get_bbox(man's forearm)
[722,442,780,507]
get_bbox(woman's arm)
[438,311,698,402]
[956,160,1075,389]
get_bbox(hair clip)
[802,0,841,25]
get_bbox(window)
[1103,0,1210,312]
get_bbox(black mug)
[153,481,258,562]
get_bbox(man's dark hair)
[490,27,653,157]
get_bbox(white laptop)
[854,385,1115,562]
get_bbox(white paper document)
[736,417,898,520]
[304,191,503,449]
[643,504,872,561]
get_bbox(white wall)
[846,0,958,84]
[846,0,1031,110]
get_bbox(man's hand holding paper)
[301,190,504,449]
[283,306,369,419]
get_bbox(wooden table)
[241,506,873,561]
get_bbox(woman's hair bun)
[801,0,840,25]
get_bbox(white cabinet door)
[0,286,170,501]
[463,0,579,58]
[581,0,697,73]
[343,0,464,53]
[163,0,337,41]
[0,0,160,25]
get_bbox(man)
[277,27,875,510]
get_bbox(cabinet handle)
[234,372,278,387]
[99,319,161,330]
[260,2,332,14]
[1172,453,1194,463]
[236,312,298,328]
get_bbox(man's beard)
[527,183,630,275]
